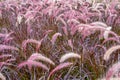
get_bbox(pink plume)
[48,62,73,80]
[51,33,62,45]
[0,54,12,59]
[22,39,40,51]
[6,58,16,63]
[0,45,18,51]
[18,60,49,71]
[106,62,120,80]
[0,72,6,80]
[36,39,43,52]
[0,31,14,38]
[104,45,120,61]
[59,52,81,63]
[28,53,55,65]
[62,27,68,36]
[68,39,73,50]
[0,62,13,69]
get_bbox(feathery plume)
[28,53,55,65]
[0,45,19,51]
[17,15,23,24]
[60,52,81,63]
[56,17,67,27]
[18,60,49,71]
[36,39,43,52]
[102,37,120,45]
[0,31,14,39]
[67,19,80,24]
[51,33,62,45]
[103,27,112,39]
[98,78,120,80]
[6,58,16,63]
[0,72,6,80]
[62,27,68,36]
[104,45,120,61]
[91,21,108,28]
[22,39,43,52]
[0,62,13,69]
[22,39,39,49]
[0,54,12,59]
[106,62,120,80]
[48,62,73,80]
[0,33,6,38]
[68,39,73,50]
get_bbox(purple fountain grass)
[28,53,55,65]
[0,0,120,79]
[102,37,120,45]
[0,54,12,59]
[51,32,62,45]
[104,45,120,61]
[94,44,107,52]
[67,18,80,24]
[5,58,16,63]
[0,62,13,69]
[68,39,73,50]
[22,39,43,52]
[18,60,49,71]
[0,54,15,69]
[48,62,73,80]
[16,15,23,25]
[106,62,120,80]
[62,27,68,36]
[90,21,108,28]
[56,16,67,27]
[0,44,19,51]
[0,31,14,38]
[59,52,81,63]
[103,27,112,39]
[0,72,6,80]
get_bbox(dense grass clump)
[0,0,120,80]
